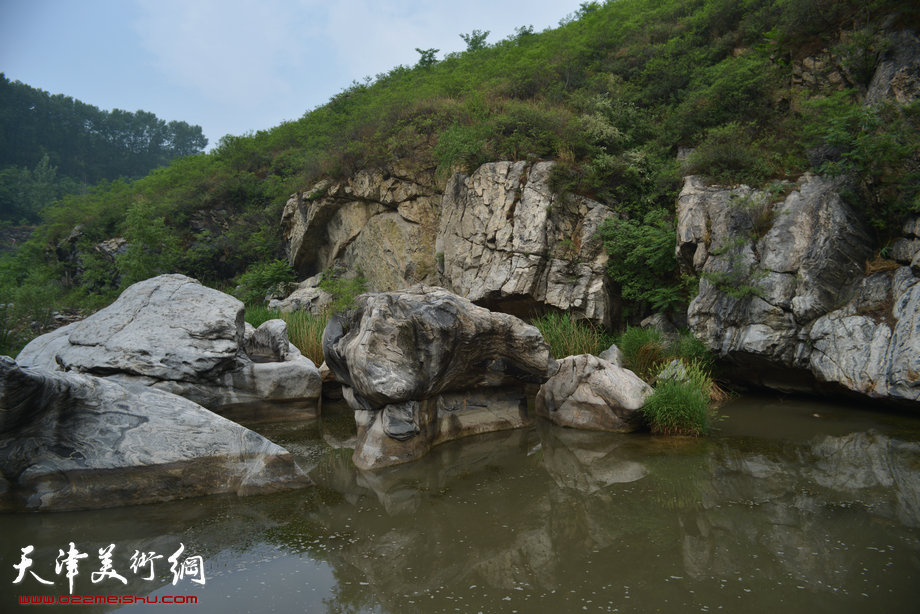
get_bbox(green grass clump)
[244,305,328,366]
[617,326,715,381]
[530,311,615,359]
[641,360,714,437]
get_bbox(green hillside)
[1,0,918,355]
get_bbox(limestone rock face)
[0,357,310,511]
[535,354,651,432]
[866,30,920,106]
[281,168,440,290]
[323,286,556,469]
[679,175,920,403]
[16,275,321,411]
[438,161,615,325]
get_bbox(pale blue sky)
[0,0,586,148]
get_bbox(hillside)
[0,74,207,223]
[1,0,918,356]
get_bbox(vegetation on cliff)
[2,0,919,355]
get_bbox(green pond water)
[2,395,920,613]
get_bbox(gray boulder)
[535,354,651,432]
[17,274,321,412]
[438,161,615,325]
[0,357,310,511]
[598,343,624,367]
[323,286,556,469]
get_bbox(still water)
[2,396,920,613]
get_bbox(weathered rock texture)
[536,354,651,432]
[0,357,310,511]
[323,286,557,469]
[679,175,920,403]
[866,29,920,106]
[280,161,615,325]
[438,161,615,325]
[282,168,441,291]
[16,274,321,411]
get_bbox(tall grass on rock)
[244,305,328,367]
[642,360,714,437]
[531,311,614,359]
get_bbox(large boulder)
[437,161,615,325]
[535,354,651,432]
[16,274,321,412]
[678,174,920,404]
[0,357,310,511]
[323,286,557,469]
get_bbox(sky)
[0,0,587,149]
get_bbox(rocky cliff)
[678,174,920,403]
[280,161,615,324]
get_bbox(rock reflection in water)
[1,397,919,613]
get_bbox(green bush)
[234,260,296,306]
[618,326,714,381]
[531,311,615,358]
[684,122,774,185]
[641,360,714,436]
[318,270,367,314]
[600,209,686,314]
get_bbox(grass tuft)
[530,311,615,359]
[245,305,328,366]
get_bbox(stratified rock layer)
[323,286,557,469]
[0,357,310,511]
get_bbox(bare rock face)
[281,168,440,290]
[679,175,920,404]
[16,274,321,412]
[866,30,920,106]
[0,357,310,511]
[438,161,615,325]
[322,286,557,469]
[535,354,651,432]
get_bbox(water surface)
[2,395,919,613]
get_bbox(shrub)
[641,359,714,436]
[234,259,296,306]
[599,209,686,314]
[684,122,774,186]
[618,326,715,381]
[531,311,614,358]
[318,270,367,314]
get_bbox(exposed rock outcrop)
[281,168,440,291]
[678,175,920,403]
[16,274,322,412]
[438,161,615,325]
[279,161,616,325]
[0,357,310,511]
[535,354,651,432]
[322,286,556,469]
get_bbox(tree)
[414,48,440,68]
[460,29,490,52]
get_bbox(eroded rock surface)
[536,354,651,432]
[323,286,556,469]
[438,161,615,325]
[0,357,310,511]
[679,175,920,403]
[282,168,440,290]
[16,274,321,411]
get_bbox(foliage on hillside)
[0,74,207,222]
[2,0,919,355]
